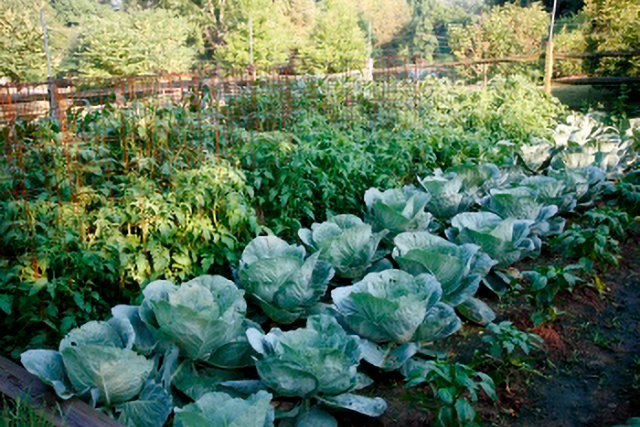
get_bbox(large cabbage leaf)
[238,236,334,323]
[22,320,155,406]
[174,391,275,427]
[298,215,388,280]
[247,315,362,397]
[481,187,565,237]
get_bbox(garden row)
[15,104,640,426]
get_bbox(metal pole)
[40,6,57,118]
[544,0,559,94]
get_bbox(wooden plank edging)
[0,356,122,427]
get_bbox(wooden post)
[544,0,559,94]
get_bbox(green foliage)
[299,0,368,73]
[520,263,586,325]
[67,9,197,77]
[0,397,56,427]
[216,0,298,72]
[553,208,629,267]
[481,321,543,362]
[583,0,640,77]
[448,2,548,81]
[404,359,497,427]
[0,0,65,81]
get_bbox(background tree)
[0,0,65,81]
[298,0,368,73]
[448,2,548,80]
[583,0,640,77]
[66,8,197,77]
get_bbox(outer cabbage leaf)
[116,381,173,427]
[481,187,565,236]
[238,236,334,323]
[392,232,494,306]
[298,215,388,280]
[174,391,275,427]
[61,344,153,405]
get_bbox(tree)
[299,0,368,73]
[215,0,299,73]
[356,0,413,46]
[448,2,548,80]
[0,0,64,81]
[583,0,640,76]
[66,8,197,77]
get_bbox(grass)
[0,398,57,427]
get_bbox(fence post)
[544,0,559,94]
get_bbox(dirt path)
[507,231,640,427]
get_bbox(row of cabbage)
[20,113,638,426]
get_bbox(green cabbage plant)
[446,212,540,268]
[519,176,577,213]
[481,187,566,237]
[392,231,496,324]
[21,320,172,427]
[298,214,388,280]
[332,270,461,370]
[364,186,435,238]
[174,391,275,427]
[139,275,253,367]
[245,315,387,424]
[237,236,334,323]
[417,174,474,219]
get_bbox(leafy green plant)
[21,320,172,427]
[298,215,388,280]
[553,223,621,267]
[519,263,585,325]
[237,236,334,323]
[245,315,387,424]
[364,186,435,238]
[481,321,543,364]
[173,391,275,427]
[404,359,497,427]
[332,269,461,370]
[392,231,496,324]
[138,275,253,367]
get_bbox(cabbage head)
[444,164,501,198]
[237,236,334,323]
[417,174,473,219]
[364,186,434,238]
[446,212,540,268]
[298,215,388,280]
[21,320,173,427]
[481,187,565,236]
[139,275,250,365]
[519,176,577,213]
[174,391,274,427]
[331,270,461,344]
[392,232,496,324]
[246,315,387,419]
